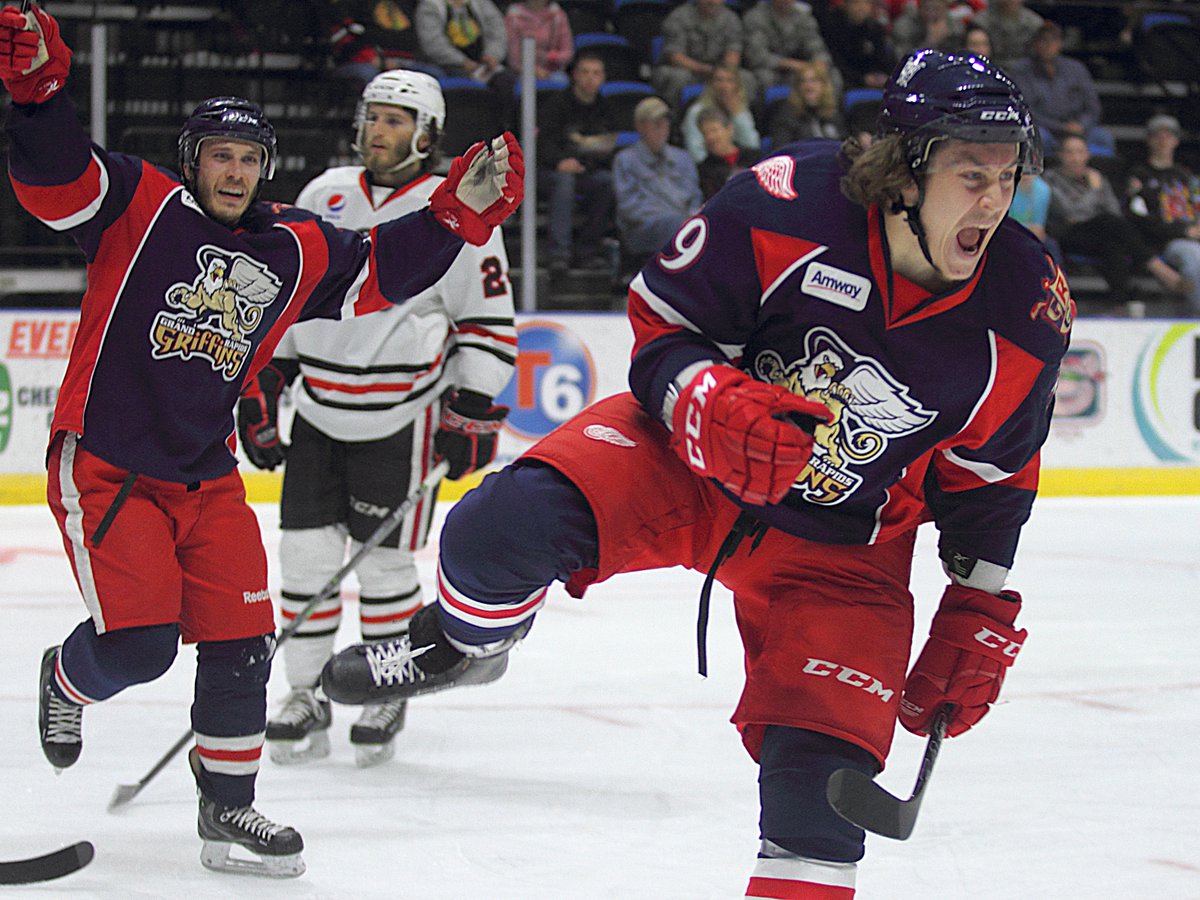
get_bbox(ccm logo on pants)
[803,658,895,703]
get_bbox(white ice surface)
[1,496,1198,898]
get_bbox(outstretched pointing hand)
[429,132,525,245]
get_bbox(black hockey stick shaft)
[825,704,951,840]
[0,841,93,885]
[108,461,450,810]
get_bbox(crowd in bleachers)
[2,0,1199,315]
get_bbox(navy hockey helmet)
[178,97,278,182]
[877,49,1043,176]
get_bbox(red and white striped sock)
[745,851,856,898]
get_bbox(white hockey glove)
[429,132,524,245]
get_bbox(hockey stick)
[825,705,951,840]
[107,460,451,811]
[0,841,93,884]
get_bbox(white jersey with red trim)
[279,166,516,441]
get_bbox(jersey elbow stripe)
[940,447,1019,484]
[14,151,109,231]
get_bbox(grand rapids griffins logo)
[755,327,936,504]
[150,246,282,380]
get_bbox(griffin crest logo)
[754,328,936,504]
[150,246,283,381]
[1030,260,1074,342]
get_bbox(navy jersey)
[628,140,1073,568]
[6,94,465,483]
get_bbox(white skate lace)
[219,806,285,841]
[45,695,82,744]
[364,639,434,688]
[356,699,406,729]
[274,690,322,727]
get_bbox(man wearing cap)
[1006,20,1114,154]
[1126,113,1200,313]
[612,96,703,271]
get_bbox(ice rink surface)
[1,494,1198,899]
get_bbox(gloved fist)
[428,132,524,245]
[0,5,70,105]
[900,584,1026,738]
[434,389,509,480]
[237,361,293,471]
[669,364,831,505]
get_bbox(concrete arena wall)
[1,311,1198,504]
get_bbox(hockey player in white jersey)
[237,71,516,767]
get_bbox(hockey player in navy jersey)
[238,71,516,769]
[0,1,521,878]
[324,49,1070,896]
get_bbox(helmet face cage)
[352,71,447,169]
[877,50,1043,177]
[178,97,277,182]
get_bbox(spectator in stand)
[326,0,444,85]
[613,97,703,269]
[742,0,837,95]
[1006,21,1114,155]
[681,64,762,163]
[538,51,619,276]
[652,0,755,111]
[969,0,1043,68]
[766,59,845,148]
[415,0,517,126]
[1125,114,1200,314]
[821,0,896,89]
[891,0,965,57]
[1045,133,1188,305]
[1009,171,1062,265]
[504,0,573,86]
[961,22,992,58]
[695,106,761,199]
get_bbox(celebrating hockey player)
[0,1,521,879]
[323,49,1072,896]
[238,71,515,768]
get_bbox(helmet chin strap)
[893,178,939,273]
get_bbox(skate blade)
[200,840,305,878]
[353,741,396,769]
[267,731,330,766]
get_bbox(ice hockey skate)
[39,645,82,770]
[349,699,408,767]
[190,748,305,878]
[321,604,525,705]
[265,688,332,765]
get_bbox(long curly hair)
[838,132,914,210]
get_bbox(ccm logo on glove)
[973,626,1023,658]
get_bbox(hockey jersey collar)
[867,204,984,329]
[358,170,437,211]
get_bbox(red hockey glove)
[900,584,1027,738]
[236,361,295,471]
[434,389,509,480]
[0,5,70,105]
[428,132,524,245]
[669,364,832,506]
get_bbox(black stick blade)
[826,706,950,841]
[826,768,923,840]
[0,841,94,885]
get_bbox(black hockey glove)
[237,359,298,471]
[434,389,509,480]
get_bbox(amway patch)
[801,262,871,311]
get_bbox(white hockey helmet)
[352,70,446,173]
